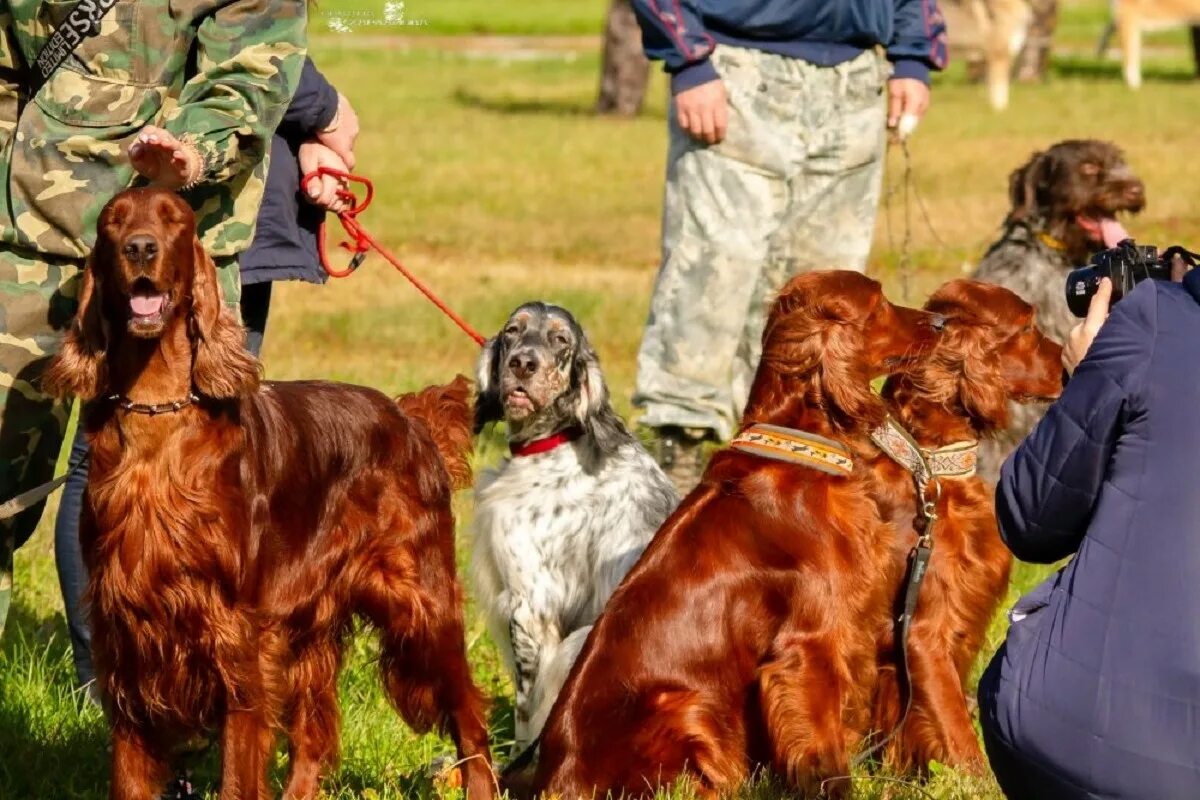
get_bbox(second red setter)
[870,279,1063,773]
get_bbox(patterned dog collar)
[871,416,977,480]
[923,440,978,479]
[730,423,854,476]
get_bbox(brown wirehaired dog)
[869,280,1062,773]
[42,188,495,800]
[972,139,1143,482]
[528,271,943,799]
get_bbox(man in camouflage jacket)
[629,0,947,493]
[0,0,307,636]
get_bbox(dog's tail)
[396,374,474,490]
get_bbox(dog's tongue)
[1099,217,1130,247]
[1079,216,1131,248]
[130,294,164,317]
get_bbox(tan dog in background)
[1111,0,1200,87]
[943,0,1035,110]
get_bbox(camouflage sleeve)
[163,0,308,186]
[0,6,19,135]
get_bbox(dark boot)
[648,425,712,496]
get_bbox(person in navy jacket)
[627,0,949,492]
[979,272,1200,799]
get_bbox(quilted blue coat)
[978,274,1200,799]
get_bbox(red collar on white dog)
[509,428,583,457]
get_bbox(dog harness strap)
[107,392,200,416]
[509,427,583,457]
[729,423,854,476]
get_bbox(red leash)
[303,167,486,346]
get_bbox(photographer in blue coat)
[979,267,1200,798]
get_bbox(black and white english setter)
[471,302,678,756]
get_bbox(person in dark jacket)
[53,58,356,695]
[240,57,358,355]
[628,0,949,493]
[978,273,1200,799]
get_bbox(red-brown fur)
[41,188,495,800]
[869,279,1062,774]
[529,271,942,799]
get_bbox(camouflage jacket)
[0,0,307,259]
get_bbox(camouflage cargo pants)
[0,243,240,638]
[633,45,888,440]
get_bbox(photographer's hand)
[1063,278,1113,375]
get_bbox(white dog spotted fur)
[470,302,678,755]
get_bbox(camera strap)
[22,0,120,102]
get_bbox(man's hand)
[675,79,728,145]
[1063,278,1113,375]
[316,92,359,169]
[298,141,351,213]
[129,126,201,190]
[887,78,931,135]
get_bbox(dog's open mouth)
[128,278,170,329]
[504,387,535,413]
[1076,215,1130,248]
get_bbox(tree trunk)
[1015,0,1058,82]
[596,0,650,117]
[1192,26,1200,77]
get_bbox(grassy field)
[4,1,1200,797]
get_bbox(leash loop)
[302,168,487,346]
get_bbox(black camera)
[1065,240,1170,318]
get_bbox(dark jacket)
[240,58,339,286]
[631,0,948,93]
[980,276,1200,799]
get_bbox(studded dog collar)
[729,423,855,476]
[108,392,199,415]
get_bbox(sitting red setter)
[530,271,943,798]
[42,188,494,800]
[869,279,1063,774]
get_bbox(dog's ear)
[474,336,505,433]
[189,236,260,399]
[572,337,629,456]
[42,257,109,400]
[1006,151,1052,225]
[818,322,885,428]
[957,334,1010,429]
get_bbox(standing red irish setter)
[869,279,1063,774]
[529,271,943,799]
[42,188,495,800]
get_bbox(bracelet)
[177,140,204,191]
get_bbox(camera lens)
[1065,266,1100,318]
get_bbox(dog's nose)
[508,352,539,379]
[1125,183,1145,204]
[123,235,159,264]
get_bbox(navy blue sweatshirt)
[632,0,948,93]
[241,58,339,286]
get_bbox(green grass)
[6,1,1200,796]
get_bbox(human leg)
[240,281,272,357]
[633,46,795,489]
[0,245,80,636]
[731,51,888,414]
